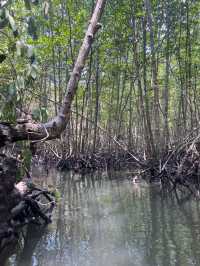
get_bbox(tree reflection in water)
[7,169,200,266]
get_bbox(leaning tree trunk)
[0,0,107,147]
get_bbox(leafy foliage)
[0,0,200,156]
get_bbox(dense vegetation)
[0,0,200,164]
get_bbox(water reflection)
[7,169,200,266]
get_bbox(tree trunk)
[144,0,160,155]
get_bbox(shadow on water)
[6,168,200,266]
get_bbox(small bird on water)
[132,175,142,184]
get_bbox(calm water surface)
[7,168,200,266]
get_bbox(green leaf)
[27,45,34,58]
[16,75,25,90]
[16,41,22,56]
[43,1,49,17]
[16,40,26,56]
[7,13,18,36]
[27,63,38,79]
[136,11,145,17]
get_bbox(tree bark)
[0,0,106,147]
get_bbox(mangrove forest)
[0,0,200,265]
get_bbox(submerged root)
[143,137,200,197]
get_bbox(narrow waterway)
[7,169,200,266]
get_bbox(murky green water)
[7,169,200,266]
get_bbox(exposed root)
[0,185,55,252]
[143,135,200,197]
